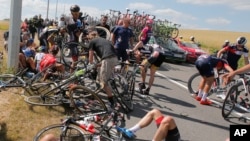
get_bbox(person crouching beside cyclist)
[39,46,65,81]
[194,54,233,105]
[138,44,165,95]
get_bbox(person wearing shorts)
[87,26,118,108]
[194,54,233,105]
[133,19,154,64]
[138,44,165,95]
[117,108,181,141]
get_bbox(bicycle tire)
[222,81,250,119]
[24,83,62,106]
[125,71,135,110]
[33,124,89,141]
[109,74,132,113]
[69,85,108,115]
[24,82,57,96]
[0,74,25,88]
[61,42,82,69]
[187,72,201,94]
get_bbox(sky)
[1,0,250,32]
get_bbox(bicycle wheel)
[109,74,132,113]
[61,42,81,69]
[0,74,24,88]
[33,124,89,141]
[125,71,135,110]
[96,26,111,40]
[24,82,57,96]
[69,85,108,115]
[187,72,201,94]
[222,81,250,119]
[24,85,62,106]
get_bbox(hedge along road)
[124,62,239,141]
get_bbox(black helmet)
[70,5,80,12]
[237,36,247,45]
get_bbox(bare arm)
[217,48,226,58]
[244,56,249,65]
[88,50,94,64]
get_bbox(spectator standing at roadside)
[111,17,134,62]
[96,15,110,39]
[34,14,45,40]
[28,16,37,39]
[87,26,118,108]
[21,18,29,32]
[222,40,230,48]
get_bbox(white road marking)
[156,71,249,119]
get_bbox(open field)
[0,20,250,140]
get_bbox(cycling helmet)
[38,46,46,52]
[146,19,153,24]
[237,36,247,45]
[70,5,80,12]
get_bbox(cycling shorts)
[195,58,214,77]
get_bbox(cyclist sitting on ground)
[117,108,181,141]
[194,54,233,105]
[133,19,154,64]
[137,43,165,95]
[87,26,118,108]
[217,36,249,71]
[39,46,65,81]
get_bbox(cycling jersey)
[39,54,56,72]
[140,26,153,45]
[223,43,248,70]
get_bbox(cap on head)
[225,40,229,43]
[190,36,194,40]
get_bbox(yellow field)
[179,29,250,53]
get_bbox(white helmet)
[237,36,247,45]
[225,40,229,43]
[190,36,194,40]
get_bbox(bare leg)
[137,109,163,128]
[153,116,177,141]
[148,66,157,89]
[39,133,58,141]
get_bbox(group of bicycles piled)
[0,4,173,141]
[188,36,250,123]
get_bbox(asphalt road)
[123,62,245,141]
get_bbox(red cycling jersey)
[39,54,56,71]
